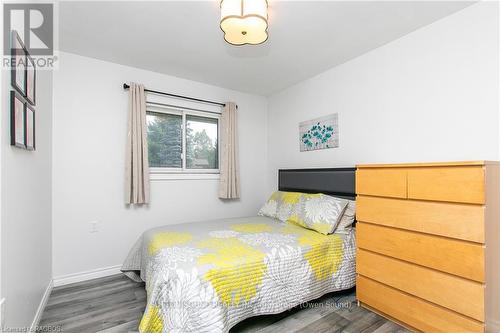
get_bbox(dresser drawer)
[356,196,485,243]
[357,223,484,282]
[357,276,484,333]
[356,168,407,198]
[357,249,484,321]
[407,166,485,204]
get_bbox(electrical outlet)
[0,298,6,330]
[89,221,99,233]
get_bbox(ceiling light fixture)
[220,0,268,46]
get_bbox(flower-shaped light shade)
[220,0,268,46]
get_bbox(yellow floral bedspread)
[121,216,356,333]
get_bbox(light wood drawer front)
[356,169,407,198]
[357,249,484,321]
[357,223,485,282]
[357,276,484,333]
[407,167,485,204]
[356,196,485,243]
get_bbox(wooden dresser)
[355,161,500,333]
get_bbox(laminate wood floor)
[39,274,409,333]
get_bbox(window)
[147,112,182,168]
[186,115,218,170]
[146,106,219,177]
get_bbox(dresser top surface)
[356,160,500,168]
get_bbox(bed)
[121,168,357,333]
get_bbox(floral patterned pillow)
[335,199,356,234]
[258,191,303,220]
[287,194,349,235]
[258,191,349,235]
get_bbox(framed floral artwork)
[26,103,35,150]
[26,52,36,105]
[11,31,27,97]
[10,91,26,148]
[299,113,339,152]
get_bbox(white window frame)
[147,103,221,181]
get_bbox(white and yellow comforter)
[121,216,356,333]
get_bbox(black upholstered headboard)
[278,168,356,200]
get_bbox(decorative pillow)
[259,191,349,235]
[287,194,349,235]
[334,199,356,234]
[258,191,303,220]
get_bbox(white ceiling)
[59,1,474,96]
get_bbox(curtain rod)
[123,83,232,108]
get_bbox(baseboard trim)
[488,318,500,333]
[30,279,53,331]
[53,265,122,287]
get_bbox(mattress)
[121,216,356,333]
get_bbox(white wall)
[267,1,499,190]
[53,1,499,278]
[52,52,269,278]
[1,66,53,327]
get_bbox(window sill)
[150,173,220,181]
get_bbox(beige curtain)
[218,102,240,199]
[125,83,150,204]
